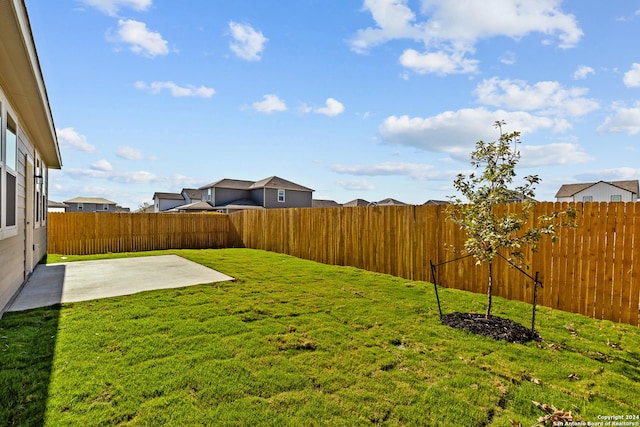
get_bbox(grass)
[1,248,639,426]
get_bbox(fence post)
[532,271,541,334]
[430,260,443,318]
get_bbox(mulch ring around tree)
[441,312,541,344]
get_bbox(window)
[6,115,17,172]
[36,188,40,222]
[207,188,212,202]
[103,204,109,211]
[42,168,47,224]
[582,196,593,202]
[611,195,622,202]
[5,115,17,227]
[277,189,285,203]
[6,173,16,226]
[77,203,83,211]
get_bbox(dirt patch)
[441,312,540,344]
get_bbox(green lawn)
[1,249,639,426]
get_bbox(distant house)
[199,176,314,213]
[344,198,408,207]
[1,0,62,315]
[48,200,68,213]
[167,201,217,213]
[373,198,406,206]
[64,197,117,213]
[153,192,185,212]
[153,188,202,212]
[423,200,450,205]
[343,199,370,207]
[312,199,341,208]
[555,180,639,203]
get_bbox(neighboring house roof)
[199,179,254,190]
[504,190,537,203]
[47,200,68,208]
[250,176,314,192]
[182,188,202,200]
[423,200,450,205]
[199,176,314,192]
[153,192,184,200]
[555,180,639,198]
[215,198,261,208]
[168,201,216,212]
[374,198,407,206]
[343,199,370,207]
[0,0,61,169]
[64,197,117,205]
[312,199,341,208]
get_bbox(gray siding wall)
[66,203,117,213]
[263,188,312,208]
[215,188,250,206]
[156,198,183,212]
[251,189,264,206]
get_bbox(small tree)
[448,121,574,319]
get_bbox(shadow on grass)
[0,267,63,426]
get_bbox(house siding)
[574,182,636,202]
[251,189,264,206]
[155,197,184,212]
[0,109,47,312]
[66,203,116,213]
[0,0,60,316]
[215,188,250,206]
[263,188,312,208]
[556,196,573,203]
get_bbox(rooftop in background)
[555,180,639,198]
[64,197,116,205]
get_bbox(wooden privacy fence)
[48,212,229,254]
[226,202,640,327]
[48,203,640,326]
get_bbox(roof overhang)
[0,0,61,169]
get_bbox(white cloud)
[65,168,159,183]
[597,102,640,135]
[349,0,423,54]
[134,81,215,98]
[90,159,113,171]
[56,127,96,152]
[228,21,268,61]
[78,0,151,16]
[623,63,640,87]
[335,179,376,191]
[332,162,442,180]
[379,108,571,154]
[500,51,516,65]
[399,49,478,75]
[576,167,640,182]
[111,19,168,57]
[475,77,599,117]
[116,146,147,160]
[573,65,594,80]
[519,143,593,167]
[350,0,582,75]
[252,94,287,113]
[315,98,345,117]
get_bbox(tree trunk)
[486,261,493,319]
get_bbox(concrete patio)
[7,255,234,312]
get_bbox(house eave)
[0,0,61,169]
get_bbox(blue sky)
[26,0,640,209]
